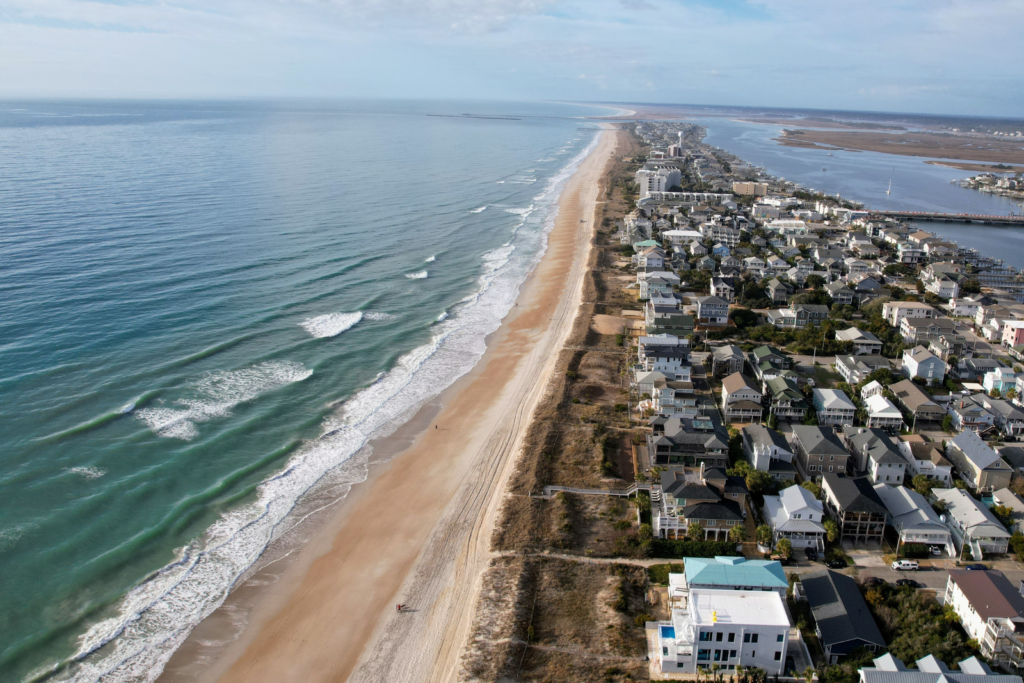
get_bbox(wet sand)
[159,126,621,683]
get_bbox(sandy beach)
[162,125,620,683]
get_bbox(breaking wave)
[299,312,363,339]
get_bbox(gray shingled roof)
[823,474,888,515]
[792,426,848,456]
[802,570,886,650]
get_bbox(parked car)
[965,564,988,571]
[825,560,846,569]
[896,579,923,588]
[892,560,919,571]
[930,546,943,556]
[805,548,818,561]
[864,577,887,587]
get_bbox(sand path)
[195,127,619,683]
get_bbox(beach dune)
[170,127,619,683]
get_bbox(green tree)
[687,521,704,541]
[746,469,772,495]
[992,504,1015,530]
[776,537,793,559]
[729,524,747,543]
[805,274,826,290]
[767,412,779,429]
[801,480,822,499]
[912,474,936,498]
[824,518,840,544]
[756,524,773,546]
[638,523,654,542]
[941,415,954,433]
[961,278,982,294]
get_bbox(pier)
[867,210,1024,225]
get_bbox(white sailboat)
[886,178,892,196]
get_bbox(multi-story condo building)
[821,474,887,545]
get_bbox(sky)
[1,0,1023,116]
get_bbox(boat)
[886,178,892,196]
[827,152,834,156]
[822,167,827,172]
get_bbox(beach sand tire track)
[349,129,617,683]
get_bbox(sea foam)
[135,361,313,441]
[299,312,363,338]
[405,271,428,279]
[469,206,486,213]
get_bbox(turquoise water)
[0,99,603,681]
[698,117,1024,269]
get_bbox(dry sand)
[590,314,628,336]
[169,127,620,683]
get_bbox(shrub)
[614,403,627,412]
[650,539,739,558]
[901,543,930,558]
[647,562,685,585]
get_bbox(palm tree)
[804,666,816,682]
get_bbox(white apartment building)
[636,167,682,200]
[654,589,793,676]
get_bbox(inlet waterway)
[697,117,1024,269]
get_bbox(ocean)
[0,99,605,682]
[697,117,1024,269]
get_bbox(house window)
[775,652,782,661]
[777,634,784,642]
[730,650,737,659]
[743,633,751,643]
[829,466,834,472]
[700,632,713,642]
[698,649,711,661]
[716,632,723,642]
[728,633,735,642]
[830,455,835,461]
[715,649,723,661]
[663,647,668,656]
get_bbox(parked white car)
[892,560,919,571]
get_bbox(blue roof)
[684,556,789,590]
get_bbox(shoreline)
[159,125,619,683]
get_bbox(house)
[900,316,958,345]
[945,429,1013,492]
[901,346,946,386]
[821,474,887,544]
[721,373,763,424]
[767,256,789,271]
[801,570,886,664]
[835,327,882,355]
[653,588,792,676]
[898,439,953,486]
[957,393,1024,437]
[694,296,730,327]
[765,377,808,423]
[696,255,716,271]
[883,301,935,327]
[929,333,973,363]
[638,271,681,299]
[645,301,695,337]
[742,256,766,271]
[667,557,789,609]
[710,277,736,302]
[811,388,856,427]
[948,394,998,433]
[653,471,741,539]
[872,483,953,554]
[925,274,961,299]
[762,485,826,550]
[835,354,891,385]
[765,278,792,304]
[859,653,1022,683]
[711,344,746,378]
[766,303,829,329]
[863,394,905,433]
[648,415,730,468]
[961,358,1011,382]
[638,338,691,380]
[640,375,698,417]
[792,425,851,480]
[944,570,1024,670]
[861,380,884,400]
[690,242,708,257]
[888,379,946,423]
[712,242,731,257]
[948,296,986,318]
[992,488,1024,534]
[984,367,1021,395]
[702,465,750,512]
[749,345,790,371]
[825,281,855,306]
[740,424,797,482]
[935,488,1011,557]
[1002,320,1024,349]
[635,246,666,269]
[846,428,906,484]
